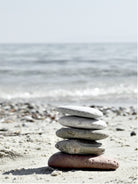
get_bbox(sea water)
[0,43,137,106]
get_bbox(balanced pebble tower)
[48,106,119,170]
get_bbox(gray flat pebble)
[56,106,103,118]
[55,139,105,155]
[56,128,108,140]
[59,116,107,130]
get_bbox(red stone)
[48,152,119,170]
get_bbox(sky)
[0,0,137,43]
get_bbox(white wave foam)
[0,86,137,100]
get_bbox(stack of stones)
[48,106,119,170]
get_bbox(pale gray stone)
[58,116,107,130]
[56,128,108,140]
[56,106,103,118]
[55,139,105,155]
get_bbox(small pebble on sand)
[130,131,136,136]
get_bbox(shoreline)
[0,97,137,108]
[0,100,137,183]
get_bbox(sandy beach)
[0,0,137,183]
[0,101,137,183]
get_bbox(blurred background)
[0,0,137,106]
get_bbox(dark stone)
[116,128,125,131]
[130,131,136,136]
[0,128,8,131]
[48,152,119,170]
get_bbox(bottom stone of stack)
[48,152,119,170]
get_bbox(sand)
[0,101,137,183]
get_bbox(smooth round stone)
[48,152,119,170]
[56,128,108,140]
[56,106,103,119]
[59,116,107,130]
[55,139,105,155]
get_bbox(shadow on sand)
[3,166,114,175]
[3,166,54,175]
